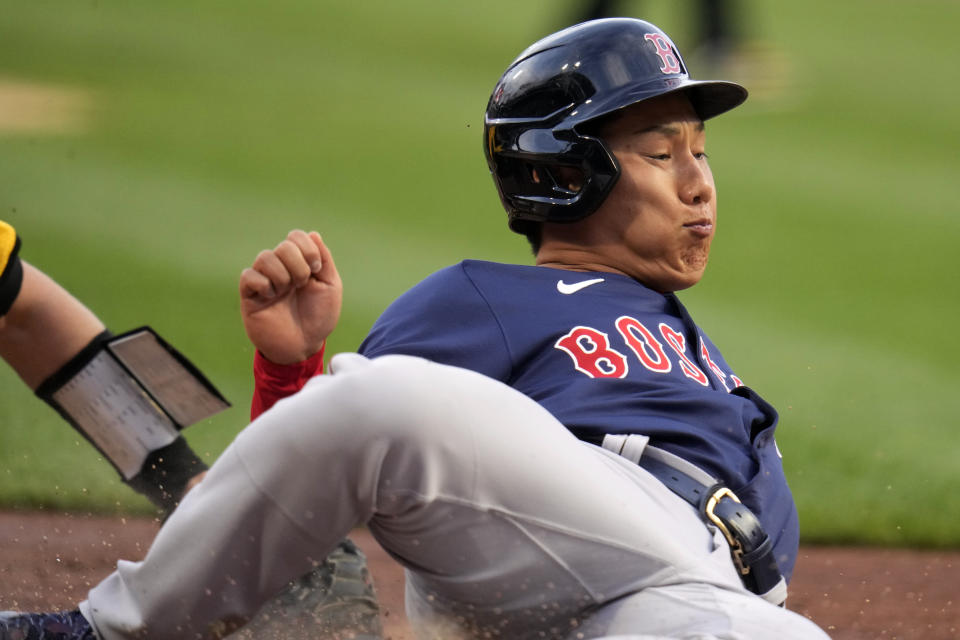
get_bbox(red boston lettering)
[555,326,629,378]
[699,338,730,391]
[659,324,709,386]
[615,316,671,373]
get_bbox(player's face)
[598,93,716,291]
[542,93,717,293]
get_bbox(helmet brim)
[575,78,748,127]
[681,79,749,120]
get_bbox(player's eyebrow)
[635,122,705,136]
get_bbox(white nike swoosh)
[556,278,605,294]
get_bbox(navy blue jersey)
[359,260,799,580]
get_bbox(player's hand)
[239,230,342,364]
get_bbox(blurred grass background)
[1,0,958,547]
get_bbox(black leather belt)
[635,454,784,600]
[597,435,787,604]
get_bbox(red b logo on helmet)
[644,33,682,74]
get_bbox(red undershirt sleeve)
[250,344,325,420]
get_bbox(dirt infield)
[1,510,956,639]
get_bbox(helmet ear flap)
[487,121,620,227]
[529,164,583,198]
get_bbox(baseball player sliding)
[1,18,830,640]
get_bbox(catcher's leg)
[233,539,382,640]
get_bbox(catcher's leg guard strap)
[125,437,209,514]
[36,329,211,513]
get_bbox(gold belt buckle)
[704,486,749,575]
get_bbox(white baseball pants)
[80,353,829,639]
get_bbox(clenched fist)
[239,229,342,364]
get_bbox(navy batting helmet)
[483,18,748,236]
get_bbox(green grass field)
[1,0,958,547]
